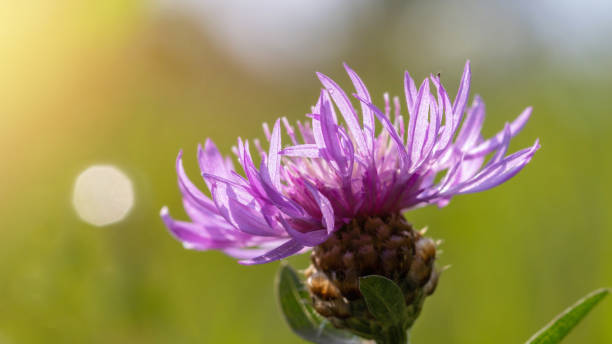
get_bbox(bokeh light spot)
[72,165,134,227]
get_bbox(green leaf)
[276,263,362,344]
[526,288,609,344]
[359,275,407,325]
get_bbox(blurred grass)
[0,1,611,343]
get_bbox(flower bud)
[306,214,439,336]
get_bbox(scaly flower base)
[304,215,437,342]
[306,214,437,340]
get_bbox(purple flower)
[161,61,539,265]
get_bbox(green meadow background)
[1,1,611,343]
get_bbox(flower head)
[161,61,539,265]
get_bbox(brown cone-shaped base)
[305,214,439,337]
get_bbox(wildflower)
[161,61,538,265]
[161,61,539,337]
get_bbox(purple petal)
[202,172,250,193]
[448,140,540,195]
[239,239,304,265]
[279,144,320,158]
[467,106,532,157]
[486,123,511,167]
[455,96,485,150]
[320,91,349,174]
[304,182,335,234]
[262,122,271,141]
[210,179,256,230]
[420,93,440,162]
[161,207,245,250]
[317,72,367,153]
[356,95,410,167]
[394,114,405,140]
[297,120,315,144]
[268,119,282,189]
[252,139,267,160]
[344,63,375,153]
[198,139,233,190]
[383,92,391,118]
[237,140,267,201]
[438,154,465,194]
[258,160,305,218]
[452,60,471,117]
[224,244,285,260]
[336,126,355,178]
[210,181,233,226]
[181,197,234,230]
[227,196,282,237]
[279,216,329,246]
[281,117,298,145]
[430,75,456,157]
[457,156,485,185]
[404,71,418,116]
[176,150,218,213]
[408,79,431,168]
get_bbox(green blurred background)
[1,1,611,343]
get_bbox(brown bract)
[305,214,439,332]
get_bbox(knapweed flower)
[161,60,538,265]
[161,61,539,337]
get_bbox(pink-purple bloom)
[161,61,539,265]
